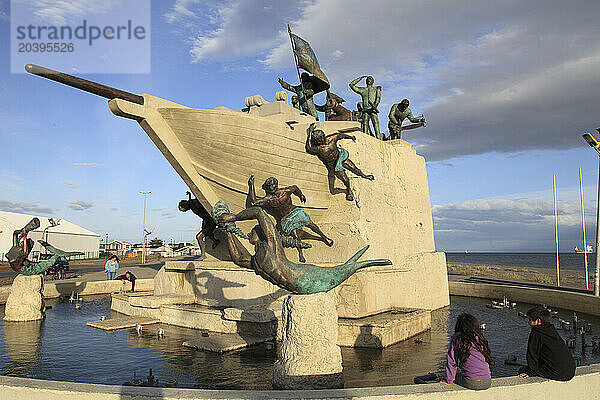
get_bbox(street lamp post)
[140,191,151,264]
[582,130,600,296]
[105,233,109,259]
[42,218,60,255]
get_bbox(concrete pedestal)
[273,292,344,390]
[4,274,45,322]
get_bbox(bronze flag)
[289,30,330,94]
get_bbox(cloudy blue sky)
[1,0,600,252]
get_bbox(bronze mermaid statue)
[213,201,391,294]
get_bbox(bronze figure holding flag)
[280,27,330,120]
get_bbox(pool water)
[1,295,598,389]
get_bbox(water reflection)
[3,319,43,377]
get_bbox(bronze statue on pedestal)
[6,218,83,276]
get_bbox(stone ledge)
[0,279,154,305]
[166,259,412,273]
[0,365,598,399]
[183,333,273,353]
[449,280,600,317]
[338,308,430,348]
[128,294,196,308]
[223,306,278,323]
[87,316,160,331]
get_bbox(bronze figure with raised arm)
[246,176,332,263]
[214,203,391,294]
[349,75,382,139]
[279,73,318,119]
[305,123,374,202]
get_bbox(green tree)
[148,238,164,248]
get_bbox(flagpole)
[554,174,560,286]
[580,167,590,289]
[287,25,306,98]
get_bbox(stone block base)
[111,293,431,348]
[273,292,344,390]
[182,333,273,353]
[4,274,45,322]
[338,308,431,348]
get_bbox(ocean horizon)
[445,252,595,271]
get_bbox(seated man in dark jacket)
[116,271,137,292]
[518,306,575,381]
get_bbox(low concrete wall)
[0,365,598,399]
[449,280,600,316]
[0,279,154,304]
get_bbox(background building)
[0,211,100,261]
[100,240,133,256]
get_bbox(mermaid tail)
[343,245,392,270]
[38,240,84,257]
[293,245,392,294]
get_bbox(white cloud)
[66,199,93,211]
[72,162,100,167]
[164,0,202,24]
[166,0,600,160]
[330,50,343,60]
[0,200,57,215]
[164,0,301,63]
[59,181,80,189]
[433,198,595,251]
[28,0,120,25]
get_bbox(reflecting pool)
[1,295,598,389]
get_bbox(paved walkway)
[0,257,174,285]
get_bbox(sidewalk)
[0,258,172,304]
[64,263,162,283]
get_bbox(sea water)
[446,252,596,271]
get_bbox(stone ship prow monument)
[26,61,447,350]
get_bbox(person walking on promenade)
[518,306,575,381]
[104,255,119,280]
[441,313,493,390]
